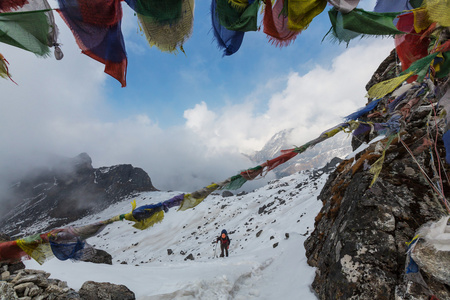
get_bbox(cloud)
[183,38,394,152]
[0,10,394,215]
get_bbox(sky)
[0,0,394,197]
[24,167,328,299]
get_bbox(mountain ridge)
[0,153,157,237]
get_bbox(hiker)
[216,229,230,257]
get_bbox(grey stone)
[81,248,112,265]
[184,254,195,261]
[412,239,450,285]
[222,191,233,197]
[78,281,135,300]
[14,282,35,296]
[13,274,49,287]
[1,270,10,280]
[0,281,19,300]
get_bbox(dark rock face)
[78,281,135,300]
[305,141,450,299]
[304,48,450,299]
[365,48,400,92]
[0,153,158,237]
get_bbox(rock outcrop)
[0,153,158,237]
[304,46,450,299]
[0,264,135,300]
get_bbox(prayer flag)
[327,8,404,43]
[263,0,301,47]
[124,0,182,24]
[137,0,194,53]
[216,0,260,32]
[373,0,413,13]
[211,0,245,56]
[288,0,327,31]
[395,10,430,83]
[424,0,450,27]
[0,9,51,56]
[57,0,127,87]
[327,0,360,13]
[0,0,28,12]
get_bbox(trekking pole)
[213,241,217,258]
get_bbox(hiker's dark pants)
[220,244,228,257]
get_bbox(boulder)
[78,281,135,300]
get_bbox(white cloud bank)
[0,24,393,204]
[184,38,394,153]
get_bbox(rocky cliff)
[0,153,158,237]
[304,46,450,299]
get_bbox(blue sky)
[112,1,342,127]
[0,0,393,196]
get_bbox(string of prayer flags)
[136,0,194,53]
[327,0,360,13]
[288,0,327,31]
[179,181,229,210]
[56,0,127,87]
[223,123,355,191]
[263,0,301,47]
[327,8,404,44]
[211,0,245,56]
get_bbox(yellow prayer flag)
[425,0,450,27]
[367,72,414,99]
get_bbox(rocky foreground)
[1,261,135,300]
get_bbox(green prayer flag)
[216,0,260,32]
[409,0,423,8]
[0,10,51,56]
[436,52,450,79]
[327,8,404,43]
[400,52,438,82]
[129,0,182,24]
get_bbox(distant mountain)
[247,128,352,177]
[19,161,333,299]
[0,153,158,237]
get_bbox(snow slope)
[25,168,329,299]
